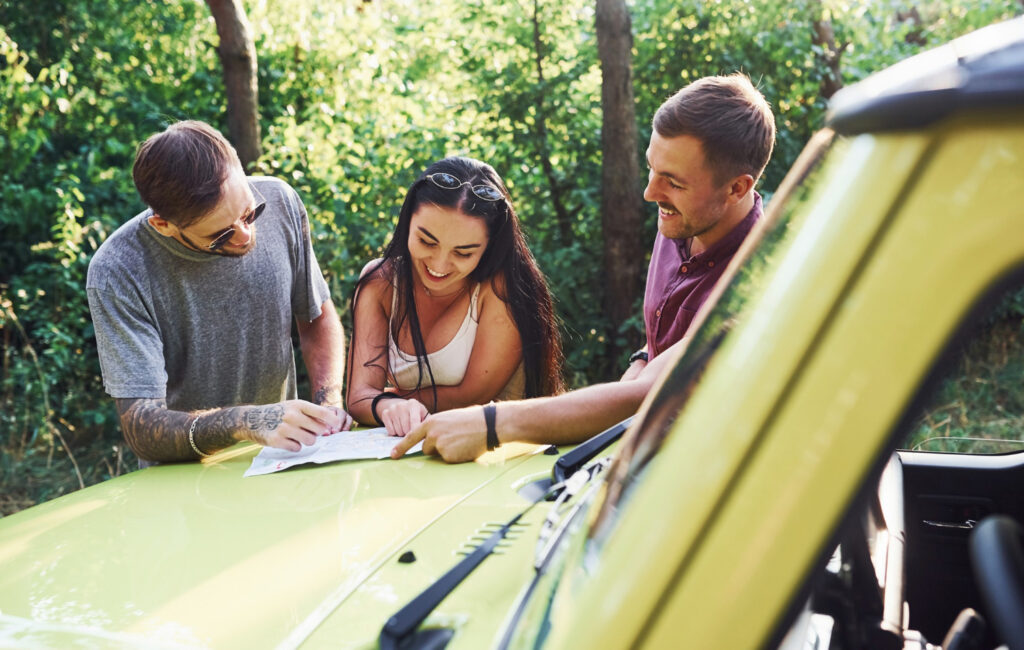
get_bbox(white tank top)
[387,283,525,399]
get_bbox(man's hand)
[240,400,348,452]
[116,397,353,463]
[378,398,429,438]
[391,405,488,463]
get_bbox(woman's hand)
[378,398,430,438]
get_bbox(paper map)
[244,427,423,477]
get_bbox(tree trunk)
[205,0,261,168]
[596,0,644,347]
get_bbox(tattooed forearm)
[198,408,254,448]
[115,398,247,463]
[244,405,285,431]
[116,398,180,461]
[312,384,342,406]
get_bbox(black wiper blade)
[378,422,630,648]
[552,416,632,485]
[379,487,555,650]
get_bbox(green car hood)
[0,440,558,648]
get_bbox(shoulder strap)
[470,283,482,319]
[389,278,400,328]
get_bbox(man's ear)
[147,214,178,238]
[726,174,755,204]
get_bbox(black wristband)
[483,402,500,451]
[371,392,404,425]
[628,349,649,365]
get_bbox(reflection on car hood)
[0,441,556,648]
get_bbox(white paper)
[244,427,423,477]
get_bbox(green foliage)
[905,315,1024,454]
[2,0,1021,513]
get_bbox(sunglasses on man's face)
[207,185,267,251]
[426,173,504,202]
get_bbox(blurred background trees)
[1,0,1020,514]
[206,0,262,167]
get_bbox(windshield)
[590,128,839,541]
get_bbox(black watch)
[628,349,649,365]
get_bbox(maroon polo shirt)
[643,193,762,358]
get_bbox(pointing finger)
[392,424,427,459]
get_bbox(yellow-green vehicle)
[4,17,1024,649]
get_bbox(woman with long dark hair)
[346,156,564,437]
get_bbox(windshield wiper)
[552,416,631,484]
[378,418,631,650]
[379,484,557,650]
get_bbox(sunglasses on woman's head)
[426,173,503,202]
[207,185,267,251]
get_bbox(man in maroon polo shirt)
[623,73,773,378]
[393,74,776,462]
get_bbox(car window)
[901,279,1024,454]
[590,128,839,539]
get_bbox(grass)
[903,316,1024,454]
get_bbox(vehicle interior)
[779,276,1024,650]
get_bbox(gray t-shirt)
[86,176,331,412]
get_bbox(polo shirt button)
[656,308,662,317]
[708,261,714,268]
[680,265,688,273]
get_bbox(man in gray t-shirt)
[87,120,351,463]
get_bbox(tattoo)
[245,405,285,431]
[313,384,342,406]
[116,398,175,461]
[115,397,245,463]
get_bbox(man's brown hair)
[653,73,776,186]
[132,120,241,228]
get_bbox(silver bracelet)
[188,416,211,458]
